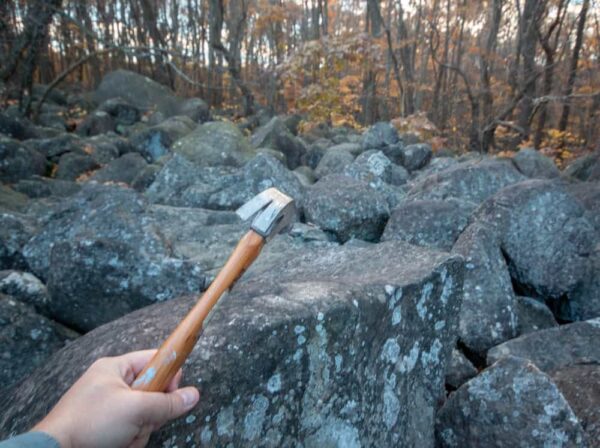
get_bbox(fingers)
[134,387,200,427]
[114,350,158,384]
[165,369,183,393]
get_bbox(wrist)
[32,418,72,448]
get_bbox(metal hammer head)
[236,188,296,241]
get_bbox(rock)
[26,134,85,162]
[131,163,162,192]
[382,199,475,252]
[0,270,49,314]
[550,364,600,445]
[302,141,329,169]
[361,122,400,150]
[436,356,586,448]
[0,210,36,270]
[173,120,254,167]
[31,84,67,106]
[567,251,600,321]
[472,180,596,309]
[407,158,526,205]
[487,319,600,372]
[0,112,36,140]
[177,97,210,123]
[0,137,46,182]
[250,117,307,169]
[567,181,600,234]
[293,166,316,186]
[84,134,122,163]
[516,296,558,336]
[76,110,115,136]
[401,143,432,172]
[0,241,464,447]
[22,184,206,331]
[452,223,518,356]
[0,184,29,212]
[36,112,66,131]
[91,152,148,185]
[204,153,305,211]
[328,142,363,157]
[315,149,354,179]
[97,97,140,126]
[0,294,78,392]
[94,69,182,117]
[389,165,410,186]
[343,150,394,188]
[282,113,303,135]
[55,152,100,180]
[131,116,196,162]
[304,174,389,242]
[512,148,560,178]
[14,176,81,199]
[564,152,600,182]
[445,349,477,390]
[411,157,458,181]
[256,147,287,165]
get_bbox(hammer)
[132,188,295,392]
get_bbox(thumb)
[135,387,200,426]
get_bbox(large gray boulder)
[0,241,464,447]
[251,117,307,169]
[400,143,432,172]
[0,294,78,392]
[97,97,140,126]
[564,152,600,182]
[315,148,354,179]
[407,158,526,205]
[21,184,206,332]
[487,319,600,372]
[14,176,81,199]
[444,349,477,390]
[452,223,518,356]
[55,152,100,180]
[362,122,400,150]
[0,210,36,270]
[0,270,49,314]
[382,199,475,251]
[343,150,397,187]
[94,69,182,117]
[567,251,600,321]
[172,121,254,167]
[76,110,115,136]
[512,148,560,178]
[472,180,596,311]
[90,152,148,185]
[567,181,600,235]
[131,116,196,162]
[304,175,389,242]
[436,356,586,447]
[178,97,210,123]
[515,296,558,336]
[0,137,46,183]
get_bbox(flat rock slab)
[0,241,464,447]
[436,356,586,447]
[487,319,600,372]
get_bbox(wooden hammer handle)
[132,230,265,392]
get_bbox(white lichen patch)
[243,395,269,441]
[398,342,420,373]
[383,383,400,430]
[267,373,282,393]
[417,283,433,319]
[380,338,400,364]
[216,406,235,437]
[392,306,402,326]
[440,274,454,305]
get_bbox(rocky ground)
[0,70,599,447]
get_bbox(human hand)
[32,350,200,448]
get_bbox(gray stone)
[567,251,600,321]
[0,112,37,140]
[361,122,399,150]
[512,148,560,178]
[487,319,600,372]
[472,179,596,306]
[97,97,140,126]
[131,163,162,192]
[343,150,394,188]
[14,176,81,199]
[445,349,477,389]
[131,116,196,162]
[382,199,475,251]
[0,294,78,392]
[26,134,85,162]
[564,152,600,182]
[250,117,307,169]
[567,181,600,234]
[315,149,354,179]
[0,241,464,448]
[516,296,558,336]
[85,134,124,163]
[401,143,432,172]
[304,174,389,242]
[436,356,586,448]
[302,140,329,169]
[407,158,526,205]
[172,120,254,167]
[550,364,600,445]
[94,69,182,117]
[0,184,29,212]
[91,152,148,185]
[389,164,410,186]
[0,210,36,271]
[293,166,316,186]
[0,137,46,183]
[452,223,518,356]
[21,184,206,331]
[76,110,115,136]
[177,97,210,123]
[0,270,49,314]
[55,152,100,180]
[329,142,363,157]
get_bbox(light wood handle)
[132,230,265,392]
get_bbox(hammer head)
[236,188,296,241]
